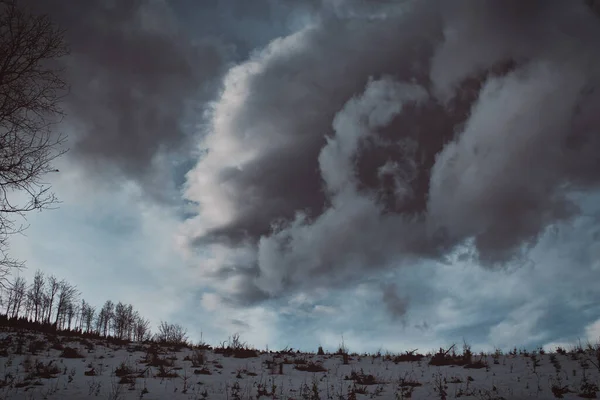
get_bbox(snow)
[0,331,598,399]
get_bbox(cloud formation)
[23,0,326,203]
[181,0,600,312]
[22,0,223,188]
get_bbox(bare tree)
[80,300,95,333]
[53,279,78,328]
[113,302,128,340]
[6,275,26,318]
[134,315,151,342]
[96,300,114,337]
[65,301,75,330]
[0,0,69,284]
[44,275,58,323]
[26,269,44,322]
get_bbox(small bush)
[388,350,424,363]
[551,383,570,398]
[156,365,178,378]
[80,339,95,351]
[50,342,64,351]
[579,381,599,399]
[14,380,29,388]
[143,346,174,367]
[118,375,135,385]
[60,346,83,358]
[28,340,46,355]
[399,375,422,388]
[29,361,61,379]
[154,322,188,346]
[344,369,381,385]
[214,346,259,358]
[464,360,487,369]
[429,343,483,368]
[194,367,212,375]
[115,362,134,377]
[190,349,205,366]
[234,348,259,358]
[295,361,327,373]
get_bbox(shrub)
[28,340,46,355]
[189,349,205,367]
[388,350,424,363]
[60,346,83,358]
[30,361,61,379]
[344,369,381,385]
[143,345,173,367]
[429,343,484,368]
[156,365,178,378]
[50,342,64,351]
[154,322,188,346]
[115,362,134,377]
[118,375,135,384]
[295,361,327,373]
[551,383,570,398]
[194,367,212,375]
[214,345,259,358]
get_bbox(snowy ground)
[0,331,599,399]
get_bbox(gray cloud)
[22,0,224,187]
[381,283,409,320]
[180,0,600,313]
[184,0,441,241]
[23,0,325,202]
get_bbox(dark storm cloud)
[22,0,324,200]
[185,1,441,242]
[22,0,225,184]
[180,0,600,311]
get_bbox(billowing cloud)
[21,0,327,203]
[181,0,600,314]
[22,0,223,187]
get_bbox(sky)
[7,0,600,354]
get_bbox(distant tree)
[95,306,104,335]
[113,302,130,340]
[0,0,69,285]
[53,280,78,328]
[134,315,151,342]
[23,290,32,319]
[6,276,26,318]
[96,300,114,337]
[65,301,76,330]
[27,270,44,322]
[124,304,135,341]
[44,275,59,323]
[40,292,50,324]
[80,300,95,333]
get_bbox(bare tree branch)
[0,0,69,284]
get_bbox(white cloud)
[585,319,600,342]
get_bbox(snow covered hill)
[0,331,598,399]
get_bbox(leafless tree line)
[0,270,152,342]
